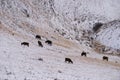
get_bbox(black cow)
[45,40,52,46]
[81,51,87,57]
[38,41,43,47]
[103,56,108,61]
[65,58,73,64]
[21,42,29,47]
[35,35,41,40]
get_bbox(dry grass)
[71,55,120,68]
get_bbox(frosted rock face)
[95,20,120,49]
[53,0,120,50]
[53,0,120,29]
[54,0,120,19]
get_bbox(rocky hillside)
[0,0,120,80]
[93,20,120,55]
[0,0,120,55]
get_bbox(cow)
[38,41,43,47]
[103,56,108,61]
[45,40,52,46]
[81,51,87,57]
[35,35,41,40]
[65,58,73,64]
[21,42,29,47]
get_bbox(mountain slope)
[0,30,120,80]
[0,0,120,80]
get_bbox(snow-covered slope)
[95,20,120,49]
[0,30,120,80]
[53,0,120,30]
[92,20,120,55]
[0,0,120,80]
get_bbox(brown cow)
[38,41,43,47]
[81,51,87,57]
[21,42,29,47]
[103,56,108,61]
[35,35,41,40]
[45,40,52,46]
[65,58,73,64]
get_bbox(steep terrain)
[0,0,120,80]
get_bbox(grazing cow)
[38,41,43,47]
[21,42,29,47]
[45,40,52,46]
[35,35,41,40]
[81,51,87,57]
[103,56,108,61]
[65,58,73,64]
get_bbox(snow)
[0,0,120,80]
[96,21,120,49]
[0,32,120,80]
[54,0,120,20]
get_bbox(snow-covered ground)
[95,20,120,49]
[0,29,120,80]
[0,0,120,80]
